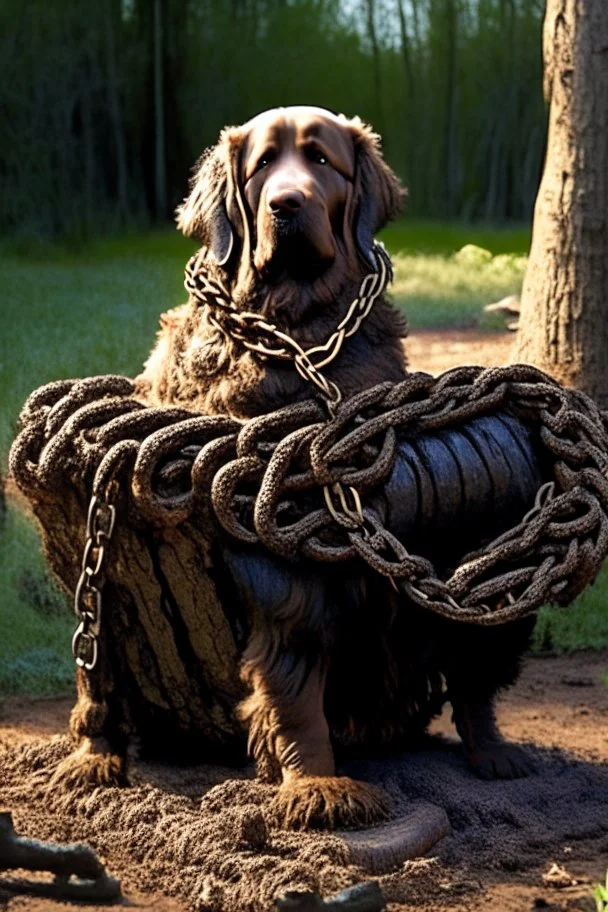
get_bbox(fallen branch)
[277,880,385,911]
[0,811,121,903]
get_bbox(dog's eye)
[257,151,276,171]
[304,146,328,166]
[309,150,327,165]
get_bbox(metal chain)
[56,240,608,674]
[12,364,608,635]
[185,241,394,563]
[69,245,392,671]
[184,241,392,414]
[72,488,116,671]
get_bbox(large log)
[9,374,546,765]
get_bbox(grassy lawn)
[1,218,606,696]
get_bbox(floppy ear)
[175,132,241,267]
[348,119,406,269]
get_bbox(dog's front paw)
[47,738,127,791]
[269,775,390,830]
[467,742,535,781]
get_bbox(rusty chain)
[71,485,117,671]
[9,245,608,673]
[187,239,394,584]
[10,363,608,646]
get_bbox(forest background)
[1,0,546,237]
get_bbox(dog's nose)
[268,189,305,218]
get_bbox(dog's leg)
[226,549,390,829]
[451,696,534,780]
[445,617,536,780]
[49,668,128,789]
[239,641,389,830]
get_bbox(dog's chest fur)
[136,292,408,418]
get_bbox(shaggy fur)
[70,107,535,830]
[136,107,408,418]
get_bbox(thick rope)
[10,364,608,627]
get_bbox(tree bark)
[31,483,246,758]
[515,0,608,407]
[104,0,129,223]
[396,0,416,186]
[153,0,167,220]
[364,0,385,137]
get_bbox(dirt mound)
[1,723,607,911]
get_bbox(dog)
[129,106,537,829]
[137,106,409,419]
[52,107,535,831]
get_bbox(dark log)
[9,378,542,766]
[0,812,121,903]
[277,881,385,911]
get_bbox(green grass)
[0,218,605,697]
[0,508,74,695]
[391,246,527,329]
[532,564,608,654]
[380,218,531,257]
[0,219,528,462]
[593,871,608,912]
[0,231,197,463]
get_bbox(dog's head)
[177,106,405,317]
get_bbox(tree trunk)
[153,0,167,220]
[396,0,414,93]
[396,0,416,186]
[443,0,458,217]
[515,0,608,407]
[364,0,385,137]
[104,0,129,223]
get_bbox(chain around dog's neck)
[184,240,393,414]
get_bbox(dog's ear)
[348,118,406,270]
[176,130,243,267]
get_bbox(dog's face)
[240,107,355,279]
[177,106,404,312]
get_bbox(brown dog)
[138,106,408,418]
[131,106,535,830]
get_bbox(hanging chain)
[185,241,394,553]
[72,489,116,671]
[184,241,392,416]
[72,243,393,672]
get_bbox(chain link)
[72,492,116,671]
[13,362,608,636]
[53,239,608,674]
[184,241,391,380]
[185,241,393,553]
[70,245,391,671]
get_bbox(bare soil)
[405,328,515,375]
[1,330,606,912]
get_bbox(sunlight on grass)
[0,507,73,695]
[0,242,192,463]
[0,224,526,464]
[391,247,526,330]
[380,218,531,256]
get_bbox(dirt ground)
[405,328,514,375]
[1,330,606,912]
